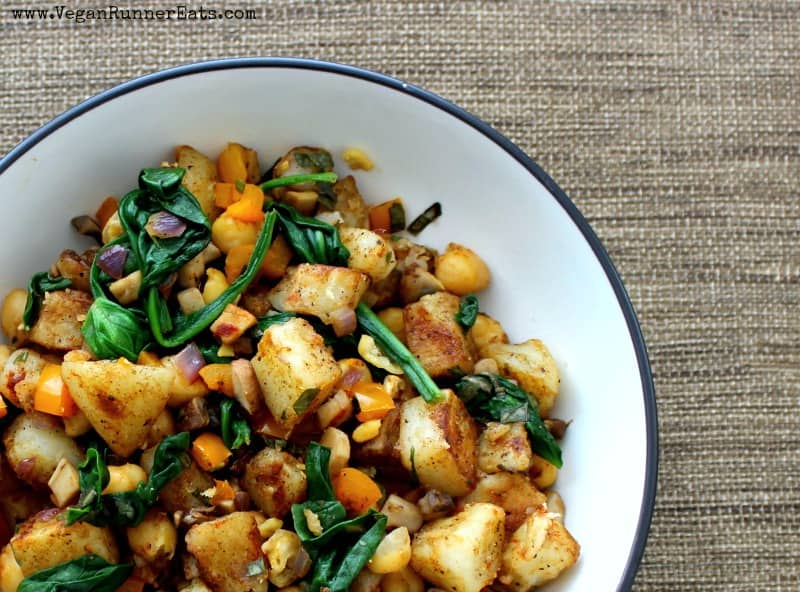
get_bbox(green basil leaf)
[18,554,132,592]
[455,294,479,330]
[455,373,563,468]
[22,272,72,330]
[81,297,151,362]
[67,432,190,527]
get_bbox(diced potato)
[468,313,509,357]
[338,227,397,282]
[1,288,29,345]
[126,509,177,566]
[251,317,342,431]
[0,544,23,592]
[483,339,559,417]
[243,448,307,518]
[185,512,268,592]
[178,287,207,314]
[177,145,221,220]
[2,412,83,489]
[410,503,505,592]
[477,422,533,474]
[108,270,142,305]
[399,267,444,305]
[210,304,257,345]
[368,527,411,574]
[268,264,370,325]
[62,359,174,457]
[380,495,423,533]
[498,506,580,591]
[10,509,118,576]
[0,348,49,411]
[460,472,547,535]
[381,566,425,592]
[403,292,475,380]
[316,389,353,429]
[352,407,401,469]
[28,289,92,351]
[396,391,478,497]
[330,175,370,228]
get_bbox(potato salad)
[0,142,579,592]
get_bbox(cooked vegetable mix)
[0,142,578,592]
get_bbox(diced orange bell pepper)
[198,364,235,396]
[226,184,265,223]
[332,468,383,515]
[0,394,7,419]
[214,182,238,209]
[212,479,236,504]
[191,433,232,472]
[34,364,77,418]
[136,351,162,366]
[350,381,395,422]
[218,142,258,184]
[225,234,294,283]
[369,198,405,233]
[115,576,145,592]
[95,196,119,229]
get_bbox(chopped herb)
[388,202,406,232]
[13,351,29,364]
[294,388,320,415]
[235,178,246,193]
[294,150,334,171]
[407,202,442,234]
[220,399,251,450]
[455,294,479,330]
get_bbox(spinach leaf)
[66,432,190,526]
[81,297,151,361]
[292,443,388,592]
[455,373,563,468]
[18,554,132,592]
[22,272,72,330]
[455,294,479,330]
[197,336,234,364]
[407,202,442,234]
[220,399,251,450]
[268,202,349,266]
[356,302,442,403]
[147,210,277,347]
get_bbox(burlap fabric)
[1,1,797,590]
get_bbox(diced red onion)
[341,367,364,389]
[330,306,357,337]
[291,547,312,578]
[145,211,186,239]
[96,245,127,279]
[174,342,205,383]
[159,272,178,298]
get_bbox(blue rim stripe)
[0,57,657,591]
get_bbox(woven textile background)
[1,1,798,590]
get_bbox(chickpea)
[126,509,177,565]
[202,269,229,305]
[381,566,425,592]
[434,243,490,295]
[1,288,28,343]
[103,463,147,494]
[319,427,350,476]
[377,307,405,342]
[211,212,260,254]
[368,527,411,574]
[468,313,508,356]
[101,211,124,244]
[530,454,559,490]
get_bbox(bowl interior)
[0,61,654,590]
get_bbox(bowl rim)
[0,57,657,591]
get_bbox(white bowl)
[0,58,656,591]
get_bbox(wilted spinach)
[455,373,563,468]
[220,398,251,450]
[455,294,479,330]
[66,432,190,526]
[18,554,132,592]
[268,202,349,266]
[22,272,72,330]
[292,443,388,592]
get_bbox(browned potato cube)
[251,317,342,431]
[268,264,369,324]
[28,289,92,351]
[177,145,221,221]
[396,390,478,497]
[403,291,475,380]
[210,303,257,345]
[460,472,547,535]
[477,422,533,474]
[185,512,268,592]
[410,503,505,592]
[243,448,307,518]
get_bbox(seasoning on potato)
[0,141,577,592]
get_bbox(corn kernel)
[342,148,374,171]
[352,419,382,443]
[258,517,283,539]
